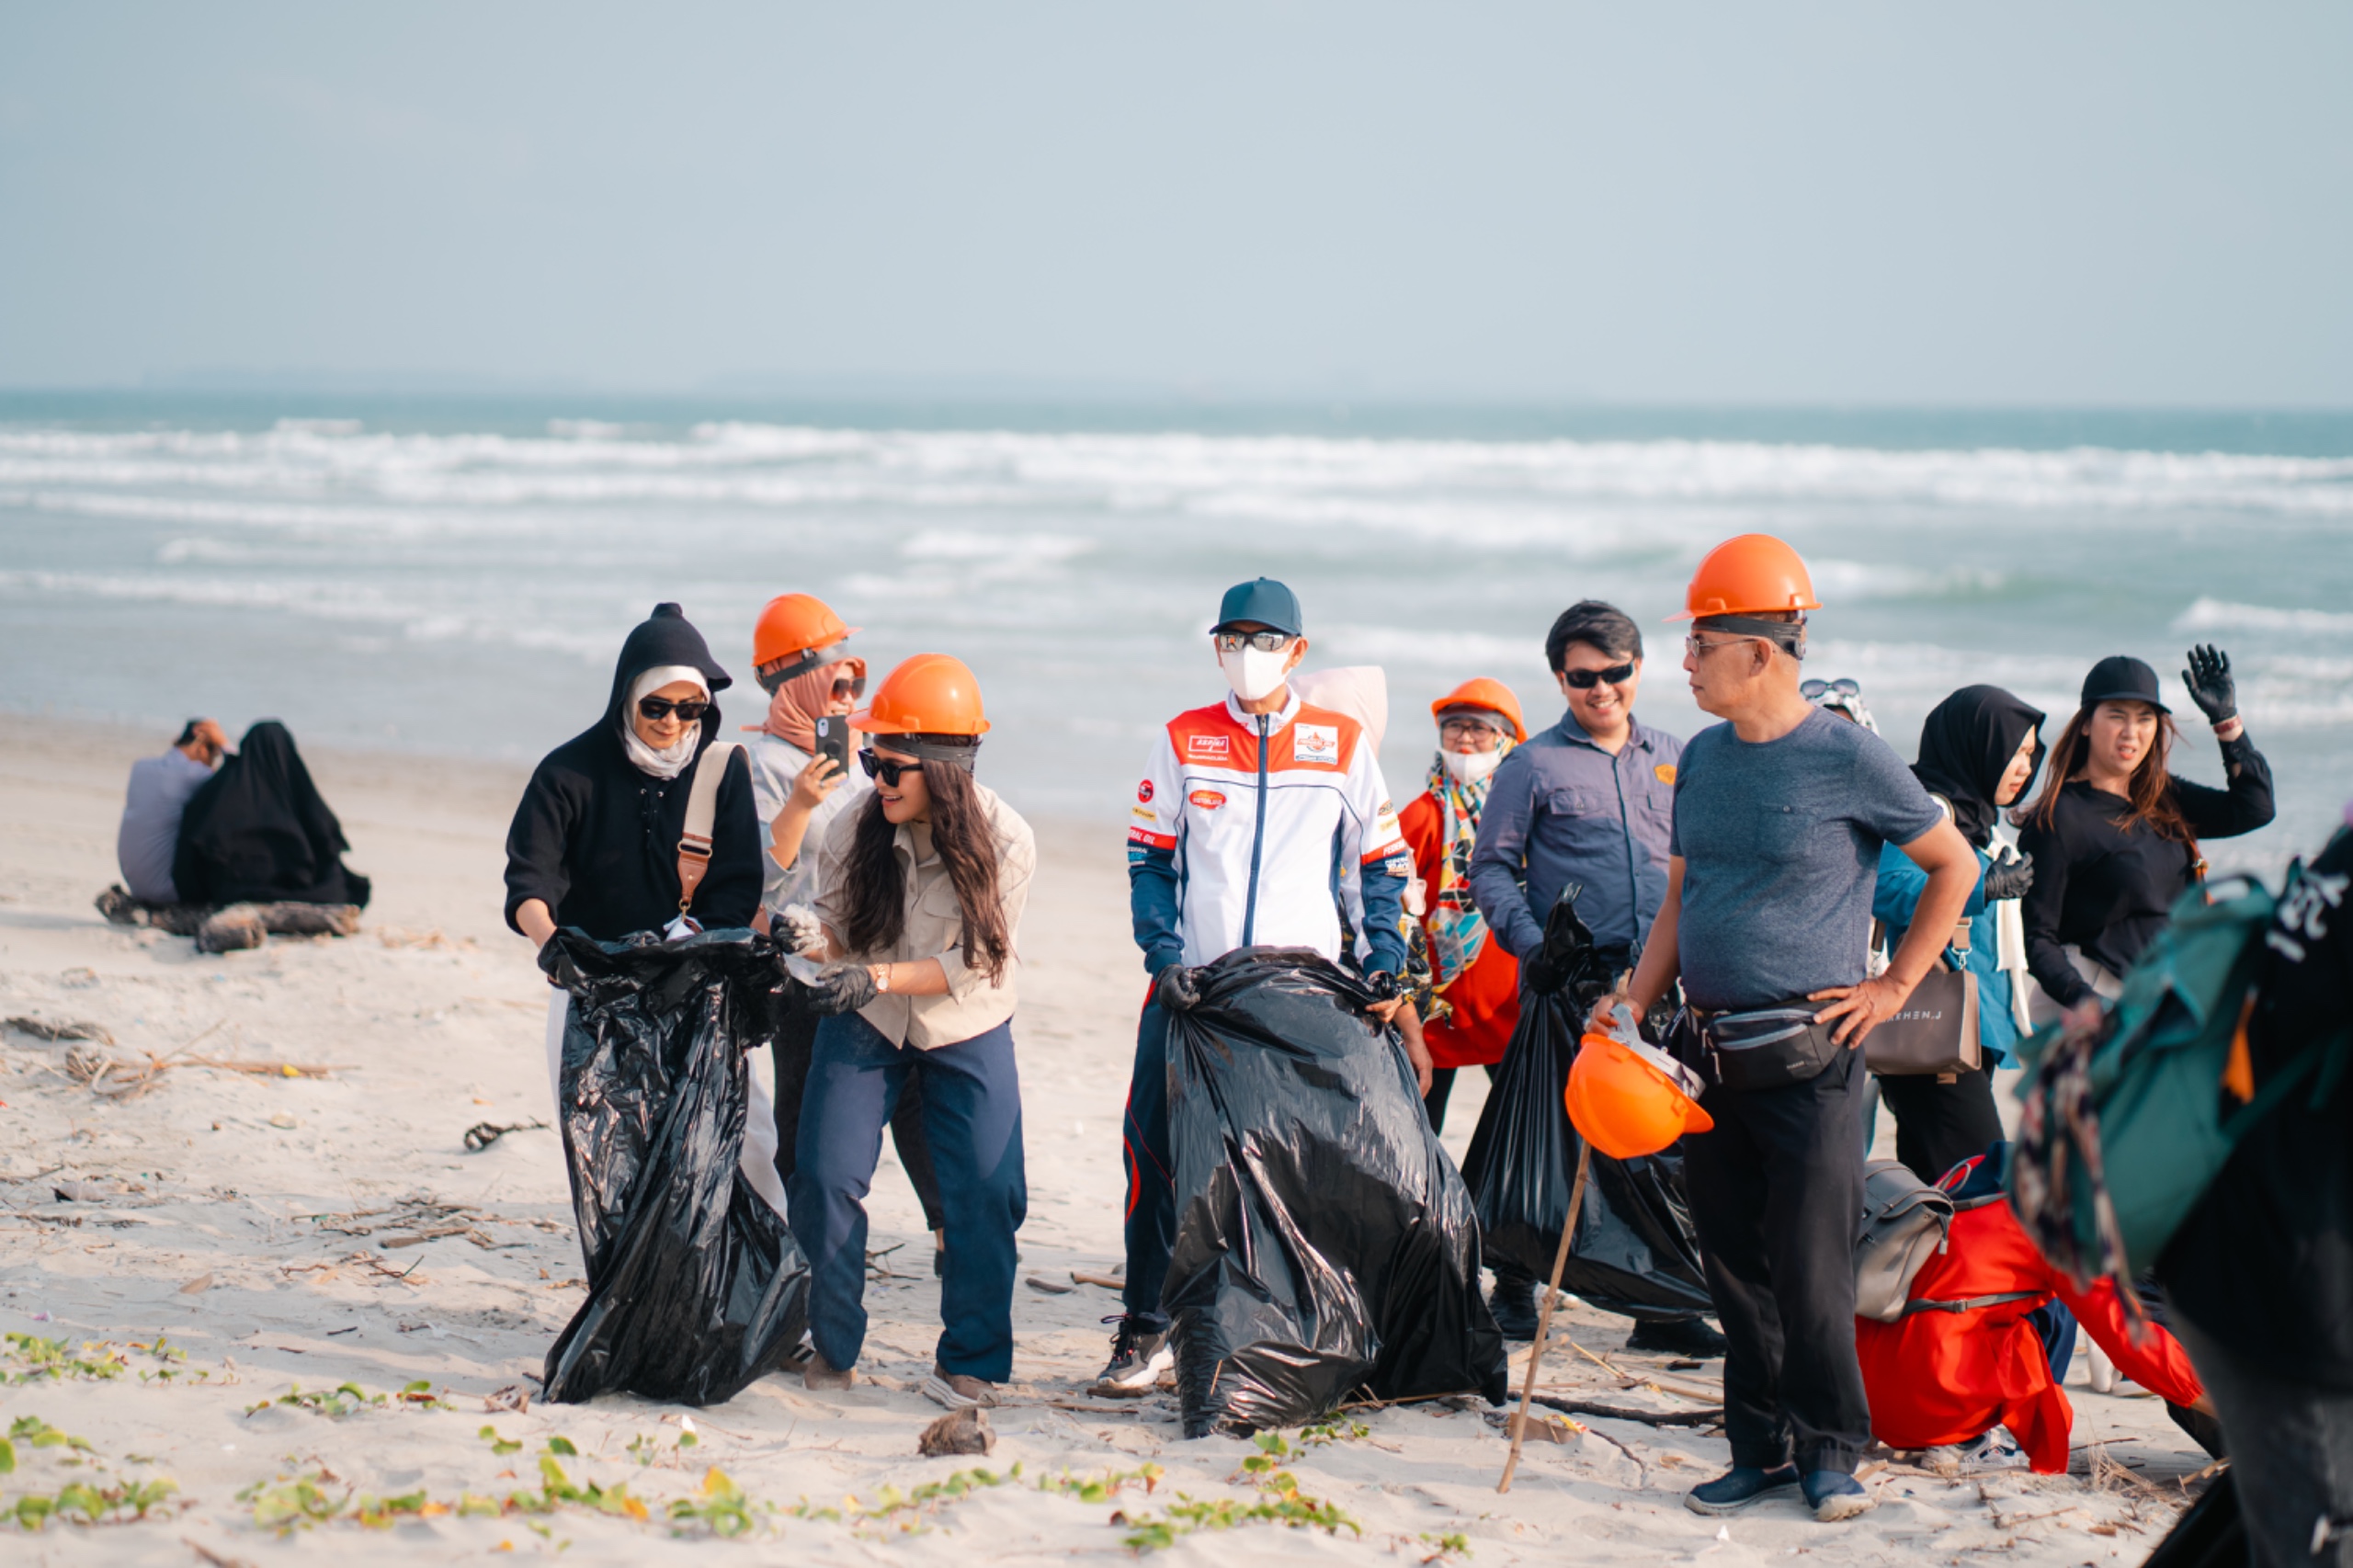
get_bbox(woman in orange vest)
[1399,678,1527,1131]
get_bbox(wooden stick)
[1498,1141,1592,1494]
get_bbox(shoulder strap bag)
[674,742,743,917]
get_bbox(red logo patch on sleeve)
[1137,779,1154,802]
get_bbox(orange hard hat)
[1431,677,1527,744]
[753,594,858,674]
[1564,1029,1714,1160]
[1666,533,1822,621]
[849,653,992,737]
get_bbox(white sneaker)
[1957,1430,2029,1474]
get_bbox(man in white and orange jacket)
[1095,577,1418,1395]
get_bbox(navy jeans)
[1120,999,1176,1333]
[786,1011,1027,1381]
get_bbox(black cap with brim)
[2079,654,2169,715]
[1211,577,1303,637]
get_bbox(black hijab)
[603,601,732,737]
[173,722,371,907]
[1912,685,2046,848]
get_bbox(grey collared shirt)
[1467,712,1684,960]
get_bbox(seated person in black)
[172,721,371,909]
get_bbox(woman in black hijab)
[172,722,372,908]
[1870,684,2046,1184]
[503,603,780,1210]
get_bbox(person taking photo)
[1597,536,1978,1524]
[1105,576,1421,1396]
[782,653,1034,1413]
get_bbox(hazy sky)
[4,3,2348,404]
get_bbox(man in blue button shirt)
[1467,600,1720,1355]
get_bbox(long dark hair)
[2018,701,2191,843]
[839,757,1011,984]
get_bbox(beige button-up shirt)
[810,782,1034,1050]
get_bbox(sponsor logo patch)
[1188,789,1227,811]
[1293,723,1340,766]
[1654,764,1677,785]
[1186,733,1232,760]
[1137,779,1154,802]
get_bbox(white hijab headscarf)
[620,665,710,780]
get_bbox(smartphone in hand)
[813,714,851,776]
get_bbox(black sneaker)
[1488,1274,1540,1342]
[1626,1316,1729,1357]
[1090,1316,1173,1398]
[1685,1463,1799,1517]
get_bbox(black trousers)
[771,1006,946,1233]
[1685,1042,1872,1474]
[1875,1063,2004,1187]
[1422,1061,1503,1135]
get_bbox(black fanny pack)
[1683,1002,1845,1091]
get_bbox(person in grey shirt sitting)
[114,719,226,904]
[1466,600,1719,1355]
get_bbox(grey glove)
[2181,644,2238,726]
[804,962,879,1017]
[1981,849,2035,903]
[1154,963,1202,1012]
[777,903,828,957]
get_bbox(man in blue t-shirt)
[1599,536,1976,1524]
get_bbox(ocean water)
[3,393,2348,874]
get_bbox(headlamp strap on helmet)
[1695,614,1808,661]
[877,732,983,773]
[757,640,850,695]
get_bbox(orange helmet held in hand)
[850,653,992,737]
[1430,676,1528,744]
[1667,533,1822,621]
[1565,1028,1714,1160]
[753,593,858,675]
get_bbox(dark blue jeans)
[786,1011,1027,1381]
[1121,999,1176,1333]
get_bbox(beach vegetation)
[789,1462,1017,1534]
[1109,1432,1361,1552]
[244,1379,452,1418]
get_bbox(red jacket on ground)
[1400,790,1520,1070]
[1856,1199,2203,1472]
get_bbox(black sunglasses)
[637,695,710,722]
[1800,677,1862,700]
[858,750,922,786]
[1562,661,1636,689]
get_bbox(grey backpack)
[1853,1158,1956,1322]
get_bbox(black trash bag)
[1460,988,1711,1316]
[540,927,812,1406]
[1163,947,1507,1437]
[2143,1475,2245,1568]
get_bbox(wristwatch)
[871,964,892,994]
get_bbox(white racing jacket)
[1127,689,1412,975]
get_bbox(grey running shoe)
[1090,1316,1174,1398]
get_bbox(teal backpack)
[2007,868,2346,1285]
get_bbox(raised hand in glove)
[776,902,828,958]
[1154,962,1202,1013]
[804,962,879,1017]
[1980,848,2035,903]
[2181,644,2238,727]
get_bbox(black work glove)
[1981,849,2035,903]
[805,962,879,1017]
[2181,644,2238,726]
[1154,962,1202,1013]
[537,934,585,992]
[1367,970,1402,1004]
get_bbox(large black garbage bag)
[540,928,811,1406]
[1460,989,1711,1316]
[2143,1476,2245,1568]
[1164,948,1507,1437]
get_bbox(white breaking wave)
[2175,597,2353,637]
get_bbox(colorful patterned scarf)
[1424,741,1513,989]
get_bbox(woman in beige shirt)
[784,653,1034,1412]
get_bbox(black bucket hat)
[2079,654,2169,715]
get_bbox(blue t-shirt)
[1667,708,1944,1011]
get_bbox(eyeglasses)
[1213,630,1293,654]
[1438,717,1503,740]
[858,750,922,786]
[1683,635,1761,659]
[1800,678,1862,700]
[1562,661,1636,689]
[637,696,710,722]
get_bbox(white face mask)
[1440,747,1502,787]
[1220,645,1291,704]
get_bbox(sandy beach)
[0,717,2212,1564]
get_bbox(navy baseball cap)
[1211,578,1303,637]
[2080,654,2170,715]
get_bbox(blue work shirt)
[1468,711,1683,960]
